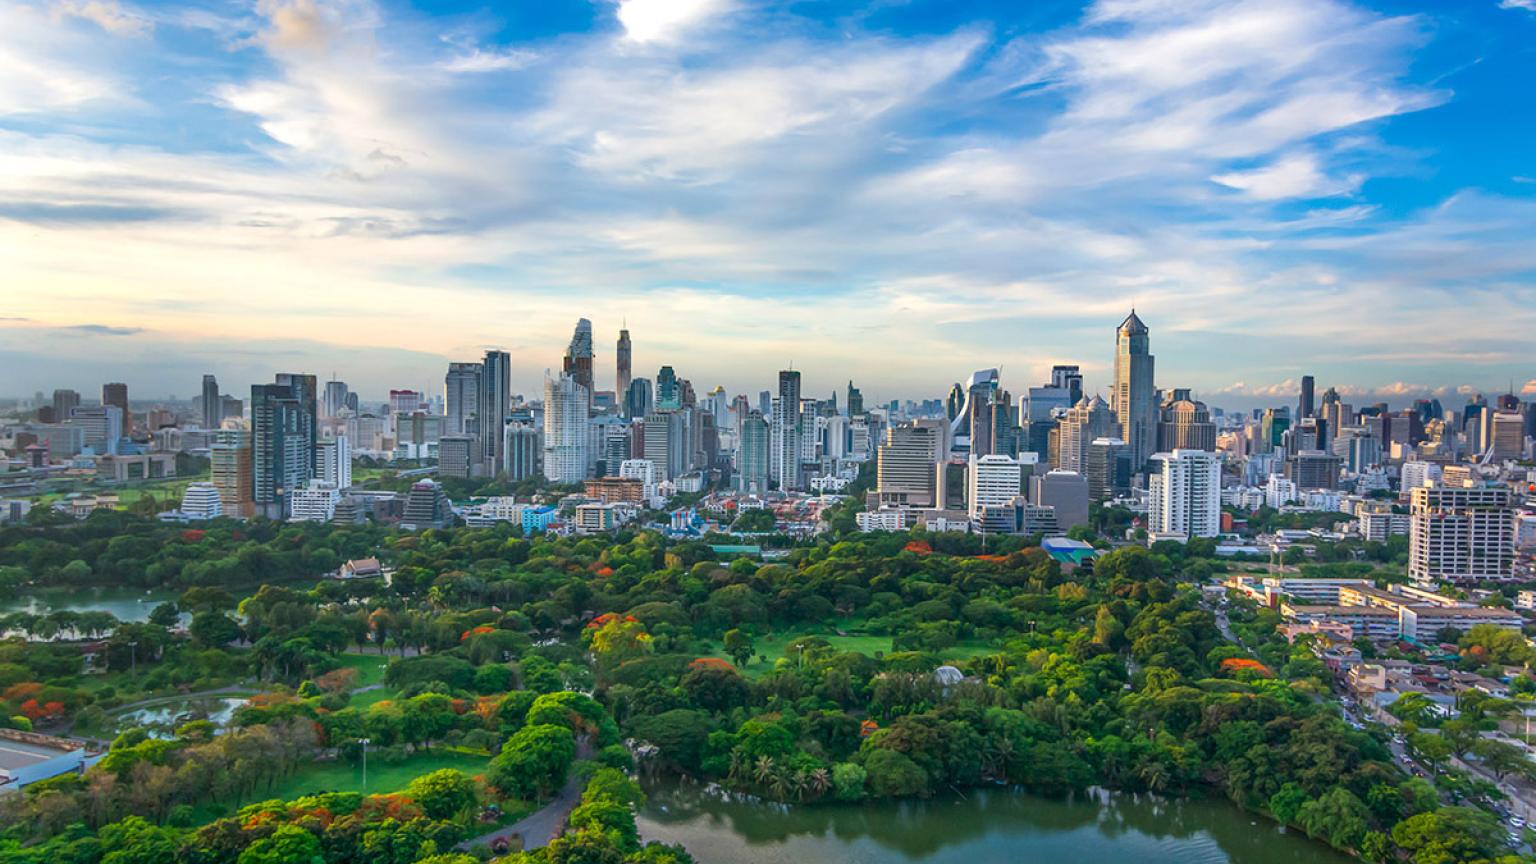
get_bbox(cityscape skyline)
[2,0,1536,403]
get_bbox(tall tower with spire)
[563,318,594,410]
[616,324,632,414]
[1113,310,1156,472]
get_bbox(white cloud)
[1500,0,1536,11]
[439,47,536,73]
[53,0,150,35]
[1211,154,1356,200]
[617,0,729,44]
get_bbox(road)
[458,739,594,853]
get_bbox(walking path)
[458,740,594,853]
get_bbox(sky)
[1,0,1534,411]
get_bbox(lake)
[636,781,1353,864]
[0,586,183,623]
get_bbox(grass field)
[705,620,997,678]
[334,653,391,687]
[251,749,487,803]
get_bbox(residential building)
[1054,395,1117,473]
[317,435,351,490]
[737,410,770,494]
[445,362,481,438]
[209,429,253,517]
[251,375,316,518]
[201,374,221,430]
[543,373,591,484]
[289,481,341,523]
[1147,449,1221,541]
[178,482,222,520]
[772,370,802,490]
[968,454,1022,518]
[1408,483,1516,584]
[478,350,511,471]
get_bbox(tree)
[723,629,754,668]
[1472,737,1534,782]
[189,612,242,649]
[489,724,576,799]
[1391,807,1507,864]
[237,825,323,864]
[147,603,180,629]
[407,768,478,820]
[863,749,929,797]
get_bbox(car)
[1511,817,1526,829]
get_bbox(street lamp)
[359,738,371,790]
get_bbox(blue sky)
[1,0,1534,410]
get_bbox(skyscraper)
[445,362,481,437]
[876,420,944,508]
[737,410,770,495]
[1113,310,1156,472]
[773,370,802,490]
[846,381,864,418]
[625,378,654,420]
[1409,484,1515,584]
[563,319,594,407]
[1055,395,1117,473]
[322,379,350,420]
[252,375,317,518]
[543,372,591,484]
[656,366,679,410]
[102,379,130,433]
[1051,365,1084,406]
[201,374,221,430]
[616,327,632,413]
[479,350,511,470]
[1298,375,1315,420]
[1157,390,1217,453]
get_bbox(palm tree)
[807,767,831,798]
[753,755,776,786]
[769,768,792,800]
[728,750,747,783]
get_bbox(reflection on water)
[116,697,247,736]
[637,781,1352,864]
[1,587,182,624]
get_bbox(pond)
[636,781,1354,864]
[0,586,183,624]
[115,696,248,736]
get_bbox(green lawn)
[251,749,487,803]
[334,653,391,687]
[706,620,997,678]
[348,686,401,708]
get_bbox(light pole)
[360,738,371,791]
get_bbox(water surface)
[637,782,1352,864]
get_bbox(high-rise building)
[1084,437,1131,501]
[318,435,351,489]
[1147,449,1221,540]
[772,370,803,490]
[438,435,476,479]
[71,405,123,455]
[737,410,770,495]
[625,378,654,420]
[445,362,481,437]
[479,350,511,470]
[1158,391,1217,453]
[1031,469,1090,531]
[968,454,1022,518]
[1112,311,1156,472]
[1298,375,1315,420]
[289,481,341,523]
[563,319,595,408]
[1409,484,1515,584]
[1286,450,1341,490]
[656,366,679,410]
[100,381,129,433]
[252,374,317,518]
[616,327,632,413]
[1051,365,1084,406]
[322,379,350,420]
[876,420,944,508]
[504,422,540,481]
[1055,395,1117,473]
[201,374,222,430]
[1489,411,1525,461]
[543,372,591,484]
[846,381,864,418]
[52,389,81,421]
[210,428,252,517]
